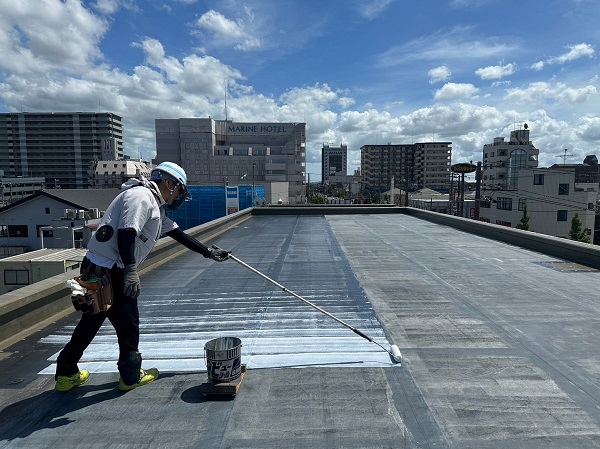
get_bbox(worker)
[55,162,229,392]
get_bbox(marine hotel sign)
[451,163,477,173]
[227,123,292,135]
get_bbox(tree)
[516,203,530,231]
[569,213,591,243]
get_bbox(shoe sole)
[119,377,157,391]
[55,375,89,392]
[119,369,159,391]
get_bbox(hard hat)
[151,162,187,188]
[150,162,190,210]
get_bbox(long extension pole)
[217,247,402,364]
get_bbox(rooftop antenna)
[224,78,228,121]
[556,148,574,165]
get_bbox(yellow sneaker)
[55,370,90,392]
[118,368,159,391]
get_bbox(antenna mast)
[556,148,574,164]
[224,78,228,121]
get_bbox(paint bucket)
[204,337,242,383]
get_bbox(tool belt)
[71,264,114,314]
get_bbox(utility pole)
[475,162,481,220]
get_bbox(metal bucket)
[204,337,242,383]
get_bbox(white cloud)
[379,27,517,67]
[577,115,600,142]
[93,0,120,14]
[548,43,595,64]
[0,0,107,74]
[531,43,595,71]
[355,0,394,20]
[338,97,356,108]
[93,0,138,15]
[530,61,544,71]
[505,82,597,105]
[434,83,479,101]
[197,9,262,51]
[475,63,516,80]
[428,66,451,84]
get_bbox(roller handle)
[352,328,374,342]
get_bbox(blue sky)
[1,0,599,181]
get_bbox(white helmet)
[150,162,190,210]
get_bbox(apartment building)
[154,118,306,204]
[0,112,124,189]
[360,142,452,193]
[479,167,596,239]
[482,125,539,189]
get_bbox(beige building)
[360,142,452,193]
[154,118,306,204]
[92,160,151,188]
[479,167,596,239]
[482,126,539,189]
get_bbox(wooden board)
[200,364,247,396]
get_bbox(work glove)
[209,248,230,262]
[123,264,141,299]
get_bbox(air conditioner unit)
[65,209,76,219]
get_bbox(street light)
[252,162,256,204]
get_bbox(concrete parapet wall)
[0,209,252,346]
[402,207,600,270]
[252,204,400,215]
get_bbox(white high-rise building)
[482,125,539,190]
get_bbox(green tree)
[569,213,591,243]
[516,203,530,230]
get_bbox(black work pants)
[55,257,140,379]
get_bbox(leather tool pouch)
[72,266,113,314]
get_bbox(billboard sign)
[451,163,477,173]
[226,186,239,215]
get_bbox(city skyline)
[0,0,599,181]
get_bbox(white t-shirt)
[86,180,178,269]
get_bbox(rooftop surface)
[1,213,600,448]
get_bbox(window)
[497,197,513,211]
[557,210,568,221]
[0,225,28,237]
[518,199,527,211]
[45,208,50,214]
[4,269,29,286]
[533,174,544,185]
[558,184,569,195]
[589,203,595,210]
